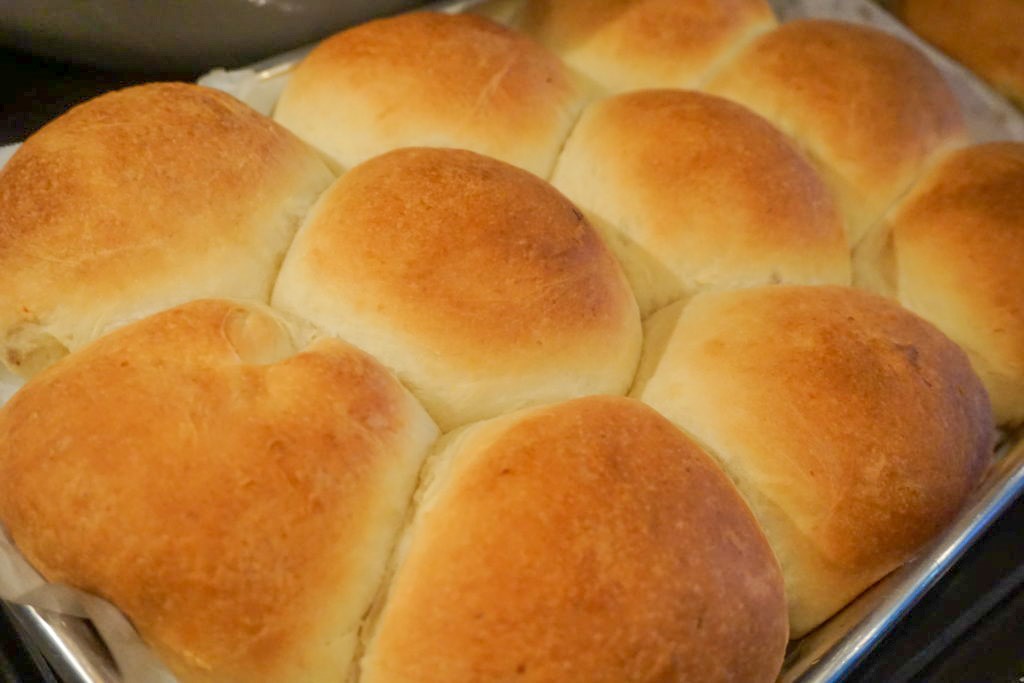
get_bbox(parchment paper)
[0,144,19,168]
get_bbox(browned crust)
[0,300,437,682]
[896,0,1024,106]
[887,142,1024,423]
[707,19,967,243]
[272,147,641,429]
[551,89,849,315]
[362,396,788,683]
[273,11,583,176]
[636,286,993,634]
[0,82,332,372]
[513,0,777,91]
[292,147,631,352]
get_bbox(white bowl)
[0,0,428,71]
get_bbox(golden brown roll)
[0,299,439,683]
[499,0,777,94]
[359,396,788,683]
[551,89,850,317]
[272,147,641,431]
[893,0,1024,107]
[0,82,333,380]
[707,19,968,246]
[857,142,1024,426]
[634,286,992,636]
[273,12,584,178]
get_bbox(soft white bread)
[0,82,333,380]
[551,89,850,317]
[499,0,776,94]
[273,12,584,178]
[272,147,641,431]
[634,286,992,636]
[894,0,1024,108]
[0,299,439,683]
[857,142,1024,425]
[360,396,788,683]
[707,19,968,246]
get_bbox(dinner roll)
[498,0,776,94]
[857,142,1024,425]
[707,19,968,246]
[634,286,992,636]
[551,89,849,317]
[272,147,641,431]
[273,12,584,178]
[0,299,439,683]
[894,0,1024,107]
[0,82,333,380]
[360,396,788,683]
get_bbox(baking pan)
[2,0,1023,681]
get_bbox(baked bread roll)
[707,19,968,246]
[893,0,1024,108]
[495,0,776,94]
[360,396,788,683]
[0,299,439,683]
[633,286,992,636]
[857,142,1024,426]
[0,82,333,380]
[273,12,584,178]
[551,89,850,317]
[272,147,641,431]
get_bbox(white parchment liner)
[1,1,1023,681]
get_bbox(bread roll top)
[635,286,992,636]
[862,142,1024,425]
[552,89,850,317]
[0,299,439,683]
[273,11,584,178]
[505,0,776,94]
[0,82,333,379]
[272,147,641,430]
[360,395,788,683]
[708,19,967,245]
[895,0,1024,107]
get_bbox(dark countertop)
[1,45,1023,683]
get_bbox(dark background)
[1,43,1023,683]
